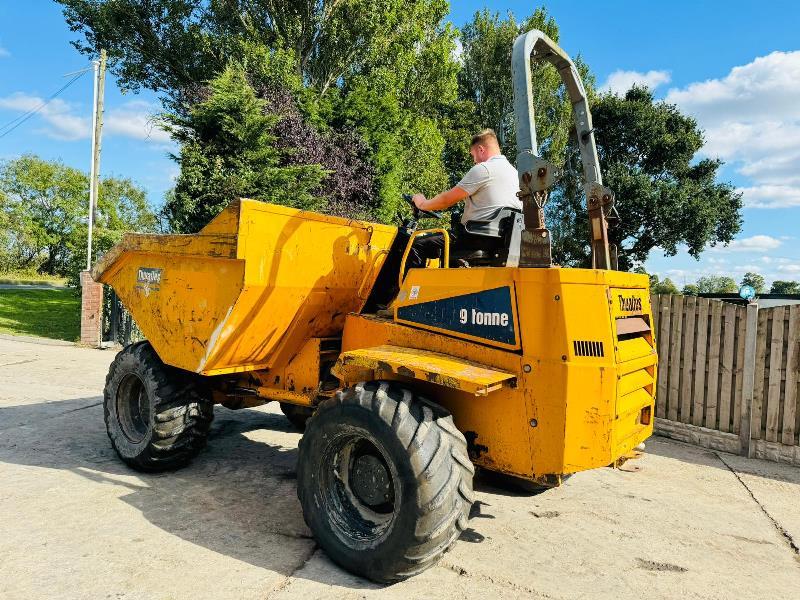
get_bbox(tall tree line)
[57,1,743,270]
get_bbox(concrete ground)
[1,336,799,600]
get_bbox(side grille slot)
[573,340,604,357]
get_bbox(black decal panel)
[397,286,516,345]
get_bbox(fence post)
[739,302,759,457]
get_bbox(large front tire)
[104,342,213,472]
[297,381,474,583]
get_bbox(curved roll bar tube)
[511,29,615,270]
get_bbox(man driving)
[408,128,521,268]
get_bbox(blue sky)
[1,1,799,286]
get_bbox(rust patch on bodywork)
[396,366,415,378]
[464,431,489,460]
[425,371,461,389]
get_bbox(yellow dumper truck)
[92,30,656,582]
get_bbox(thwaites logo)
[136,267,162,297]
[618,294,643,313]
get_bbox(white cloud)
[0,46,9,58]
[0,94,88,140]
[105,100,170,143]
[666,51,800,125]
[600,69,671,95]
[665,50,800,210]
[711,234,782,253]
[738,184,800,209]
[0,93,169,143]
[777,264,800,274]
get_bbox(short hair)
[470,128,499,148]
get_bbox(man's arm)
[412,186,469,212]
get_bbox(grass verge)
[0,271,67,286]
[0,288,80,341]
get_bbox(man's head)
[469,128,501,164]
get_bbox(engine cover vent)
[573,340,604,357]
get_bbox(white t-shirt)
[456,155,522,224]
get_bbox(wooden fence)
[651,295,800,465]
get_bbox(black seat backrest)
[463,207,522,238]
[451,207,524,267]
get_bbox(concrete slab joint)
[80,269,103,348]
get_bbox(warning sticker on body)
[135,267,162,297]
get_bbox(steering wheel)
[402,194,442,220]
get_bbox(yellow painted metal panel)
[334,344,516,395]
[617,337,654,363]
[609,286,652,320]
[342,264,656,481]
[618,353,658,376]
[613,406,653,457]
[618,368,654,397]
[617,387,652,419]
[93,199,397,374]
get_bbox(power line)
[0,70,89,139]
[0,70,88,137]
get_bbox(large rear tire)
[297,381,474,583]
[104,341,213,472]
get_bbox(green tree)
[696,275,738,294]
[682,284,700,296]
[633,266,655,288]
[336,15,459,221]
[58,0,460,227]
[0,155,86,274]
[740,272,765,294]
[770,280,800,294]
[331,2,460,221]
[65,177,158,286]
[163,65,326,233]
[551,87,742,271]
[651,276,679,295]
[456,8,587,167]
[58,0,444,100]
[0,188,13,272]
[0,155,155,282]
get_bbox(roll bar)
[511,29,615,269]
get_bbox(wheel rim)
[319,432,399,546]
[115,373,151,443]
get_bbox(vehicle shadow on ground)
[0,396,567,590]
[0,398,381,590]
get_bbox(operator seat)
[451,206,524,267]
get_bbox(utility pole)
[86,49,106,270]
